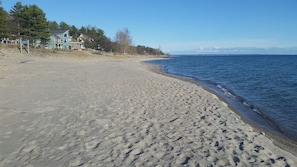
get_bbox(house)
[69,36,84,50]
[78,33,94,44]
[0,37,11,44]
[78,33,103,50]
[47,30,69,49]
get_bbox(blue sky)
[2,0,297,54]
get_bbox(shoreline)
[1,50,296,166]
[143,60,297,156]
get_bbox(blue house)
[47,30,69,49]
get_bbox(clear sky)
[2,0,297,54]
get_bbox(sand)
[0,48,296,166]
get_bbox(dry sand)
[0,48,296,166]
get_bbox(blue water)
[149,55,297,141]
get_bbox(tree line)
[0,1,164,55]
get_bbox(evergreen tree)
[59,21,69,30]
[48,21,58,30]
[69,25,79,39]
[80,26,87,34]
[19,4,50,45]
[100,36,113,52]
[0,0,9,38]
[10,1,23,37]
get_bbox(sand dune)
[0,49,296,166]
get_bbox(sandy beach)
[0,48,296,167]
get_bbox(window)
[64,33,67,37]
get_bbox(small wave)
[214,84,286,135]
[243,101,251,107]
[216,84,238,100]
[252,108,261,114]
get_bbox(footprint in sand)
[84,139,101,151]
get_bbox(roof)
[79,33,94,42]
[51,33,60,39]
[50,29,69,35]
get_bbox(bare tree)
[115,28,132,54]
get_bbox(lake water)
[149,55,297,141]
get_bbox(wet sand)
[0,49,296,166]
